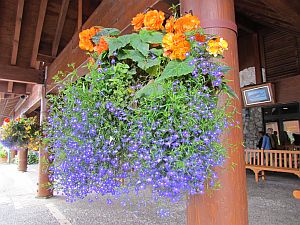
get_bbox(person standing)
[262,131,271,150]
[256,131,264,149]
[267,128,276,149]
[273,131,279,149]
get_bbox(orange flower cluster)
[162,33,190,60]
[162,14,200,60]
[206,37,228,57]
[94,37,109,54]
[169,14,200,34]
[131,10,165,31]
[79,27,100,51]
[79,26,109,55]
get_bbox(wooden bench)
[245,149,300,183]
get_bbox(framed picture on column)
[241,83,275,107]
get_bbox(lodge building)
[0,0,299,225]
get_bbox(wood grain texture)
[31,0,48,67]
[11,0,25,65]
[52,0,70,57]
[181,1,248,225]
[0,64,41,84]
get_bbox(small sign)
[241,83,275,107]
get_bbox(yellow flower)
[174,14,200,34]
[143,10,165,31]
[206,37,228,57]
[162,33,191,60]
[131,13,145,31]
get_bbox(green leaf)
[150,48,163,56]
[130,34,149,57]
[117,49,160,71]
[139,30,163,44]
[156,57,195,82]
[146,65,160,77]
[117,49,144,62]
[135,81,164,99]
[222,83,239,99]
[138,57,161,70]
[92,28,121,44]
[105,34,133,55]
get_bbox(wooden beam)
[14,85,42,117]
[31,0,48,68]
[37,53,55,63]
[0,64,41,84]
[11,0,25,65]
[78,0,82,30]
[26,84,33,94]
[252,33,262,84]
[52,0,70,57]
[47,0,162,92]
[7,82,13,93]
[260,0,300,29]
[0,81,27,95]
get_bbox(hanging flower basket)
[0,117,41,150]
[46,9,237,210]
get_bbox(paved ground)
[0,163,299,225]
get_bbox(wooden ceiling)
[0,0,299,123]
[235,0,300,35]
[0,0,102,121]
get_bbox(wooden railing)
[244,149,300,182]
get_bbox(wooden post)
[37,67,53,198]
[180,0,248,225]
[18,149,28,172]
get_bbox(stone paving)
[0,163,299,225]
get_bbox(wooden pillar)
[181,1,248,225]
[18,149,28,172]
[37,68,53,198]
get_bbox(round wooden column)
[181,0,248,225]
[18,149,28,172]
[37,84,53,198]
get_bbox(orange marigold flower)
[79,27,101,51]
[94,37,109,54]
[16,118,21,122]
[162,33,190,60]
[206,37,228,57]
[195,33,206,42]
[165,16,175,33]
[144,10,165,31]
[131,13,145,31]
[174,14,200,34]
[4,118,10,123]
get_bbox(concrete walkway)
[0,163,299,225]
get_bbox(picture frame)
[241,83,275,107]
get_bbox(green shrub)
[28,151,39,164]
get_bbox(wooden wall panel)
[261,29,300,82]
[274,75,300,104]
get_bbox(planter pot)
[18,149,28,172]
[10,150,17,163]
[0,157,7,163]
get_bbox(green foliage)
[27,151,39,165]
[92,28,120,44]
[0,149,7,158]
[156,57,195,82]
